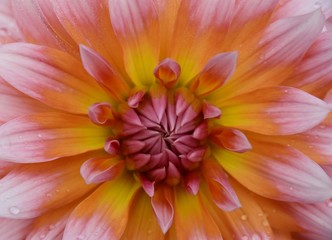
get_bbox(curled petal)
[211,128,252,153]
[217,86,330,135]
[104,139,120,156]
[137,174,155,197]
[191,52,237,96]
[80,45,130,101]
[80,156,124,184]
[128,90,146,108]
[183,171,200,195]
[88,102,115,126]
[202,101,222,119]
[202,160,241,211]
[154,58,181,88]
[151,186,174,234]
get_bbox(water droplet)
[9,206,20,215]
[284,89,288,93]
[147,229,153,235]
[37,134,42,138]
[49,224,55,230]
[241,236,249,240]
[55,189,60,193]
[241,214,247,221]
[289,186,294,191]
[46,193,52,197]
[66,189,71,193]
[314,1,321,8]
[308,145,313,149]
[258,212,264,217]
[272,208,276,213]
[320,125,326,129]
[40,234,46,239]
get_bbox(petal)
[190,52,237,96]
[173,187,222,240]
[201,160,241,211]
[287,201,332,239]
[52,0,125,75]
[0,218,33,240]
[170,0,236,83]
[80,156,124,184]
[79,45,130,101]
[200,181,274,239]
[215,141,332,202]
[273,0,332,20]
[0,160,17,178]
[210,128,252,153]
[121,190,163,239]
[251,113,332,164]
[109,0,159,86]
[0,43,108,114]
[216,86,329,135]
[0,153,96,219]
[0,112,108,163]
[258,10,325,65]
[154,58,181,88]
[0,77,50,124]
[63,175,139,240]
[26,203,76,240]
[0,0,22,44]
[283,31,332,98]
[12,0,77,55]
[151,185,174,234]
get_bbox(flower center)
[120,89,208,186]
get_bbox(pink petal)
[0,0,22,44]
[154,58,181,88]
[211,128,252,153]
[202,160,241,211]
[0,154,96,219]
[218,86,329,135]
[137,174,155,197]
[274,0,332,20]
[12,0,77,55]
[287,201,332,239]
[26,203,76,240]
[259,10,325,65]
[183,171,200,195]
[215,141,332,202]
[191,52,237,96]
[0,160,17,178]
[0,218,33,240]
[0,77,50,124]
[0,43,108,114]
[79,45,130,101]
[63,176,139,240]
[80,156,124,184]
[202,101,222,119]
[283,31,332,98]
[104,139,120,156]
[109,0,159,86]
[151,186,174,234]
[192,122,209,140]
[88,102,115,126]
[0,112,108,163]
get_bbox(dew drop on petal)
[252,233,261,240]
[49,224,55,230]
[40,234,46,239]
[241,236,249,240]
[327,199,332,207]
[241,214,247,221]
[77,235,86,240]
[262,220,269,227]
[9,206,20,215]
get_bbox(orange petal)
[63,174,139,240]
[0,43,108,114]
[0,153,96,219]
[170,0,235,83]
[121,190,164,239]
[173,187,222,239]
[109,0,159,86]
[215,86,329,135]
[52,0,126,76]
[214,141,332,202]
[0,112,108,163]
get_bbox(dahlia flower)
[1,0,332,239]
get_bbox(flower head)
[1,0,332,239]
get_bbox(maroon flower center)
[120,91,208,186]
